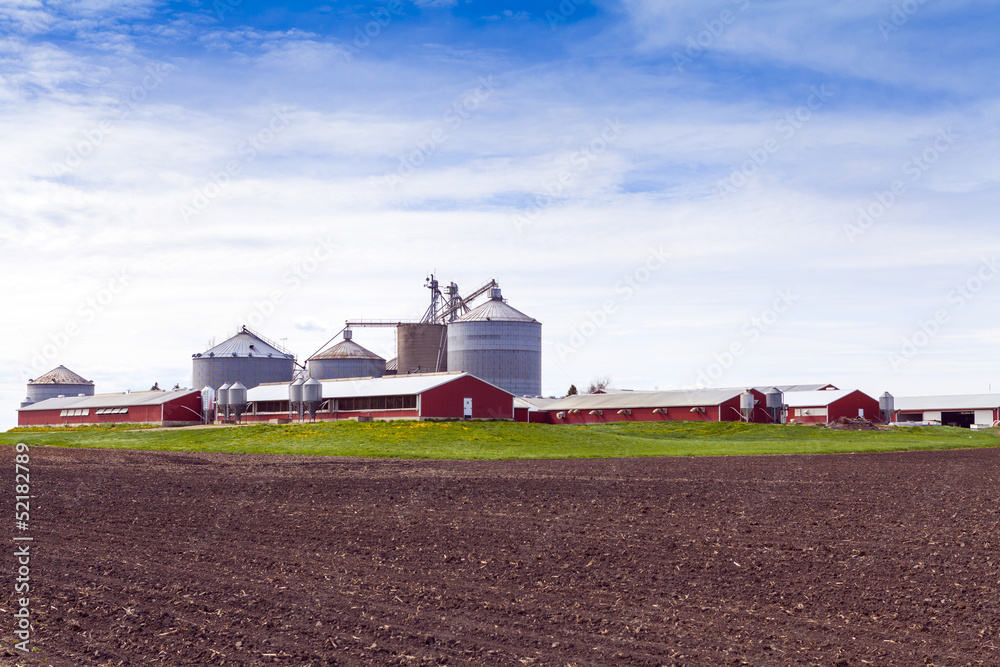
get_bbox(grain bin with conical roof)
[25,365,95,405]
[446,288,541,396]
[192,326,296,391]
[307,330,386,380]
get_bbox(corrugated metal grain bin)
[307,330,386,380]
[192,326,296,390]
[26,365,95,403]
[446,288,541,397]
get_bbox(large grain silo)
[192,326,296,391]
[24,365,95,407]
[396,323,447,374]
[307,330,386,380]
[446,288,541,396]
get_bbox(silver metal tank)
[302,378,322,420]
[289,377,303,404]
[192,326,295,391]
[289,377,304,420]
[217,382,231,407]
[302,378,322,404]
[397,323,447,374]
[740,390,755,420]
[879,392,894,424]
[307,330,386,380]
[201,386,215,419]
[26,365,95,403]
[217,382,231,422]
[229,381,248,422]
[765,387,784,423]
[446,288,541,396]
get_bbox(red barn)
[783,389,880,424]
[242,372,514,422]
[17,390,204,427]
[541,388,770,425]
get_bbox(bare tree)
[586,375,613,394]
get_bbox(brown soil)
[4,446,1000,666]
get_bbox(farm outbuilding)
[892,394,1000,428]
[783,389,881,425]
[240,372,514,422]
[541,388,770,425]
[17,390,204,427]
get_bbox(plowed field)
[4,445,999,666]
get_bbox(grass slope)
[2,421,998,459]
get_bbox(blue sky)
[2,0,999,428]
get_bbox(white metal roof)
[248,372,498,402]
[752,384,838,393]
[514,396,565,410]
[543,388,751,411]
[782,389,865,408]
[895,394,1000,411]
[19,390,200,412]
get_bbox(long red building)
[536,388,771,425]
[241,372,514,422]
[17,390,204,427]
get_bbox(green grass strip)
[3,420,998,459]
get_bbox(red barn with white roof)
[241,372,514,422]
[18,390,203,427]
[783,389,880,424]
